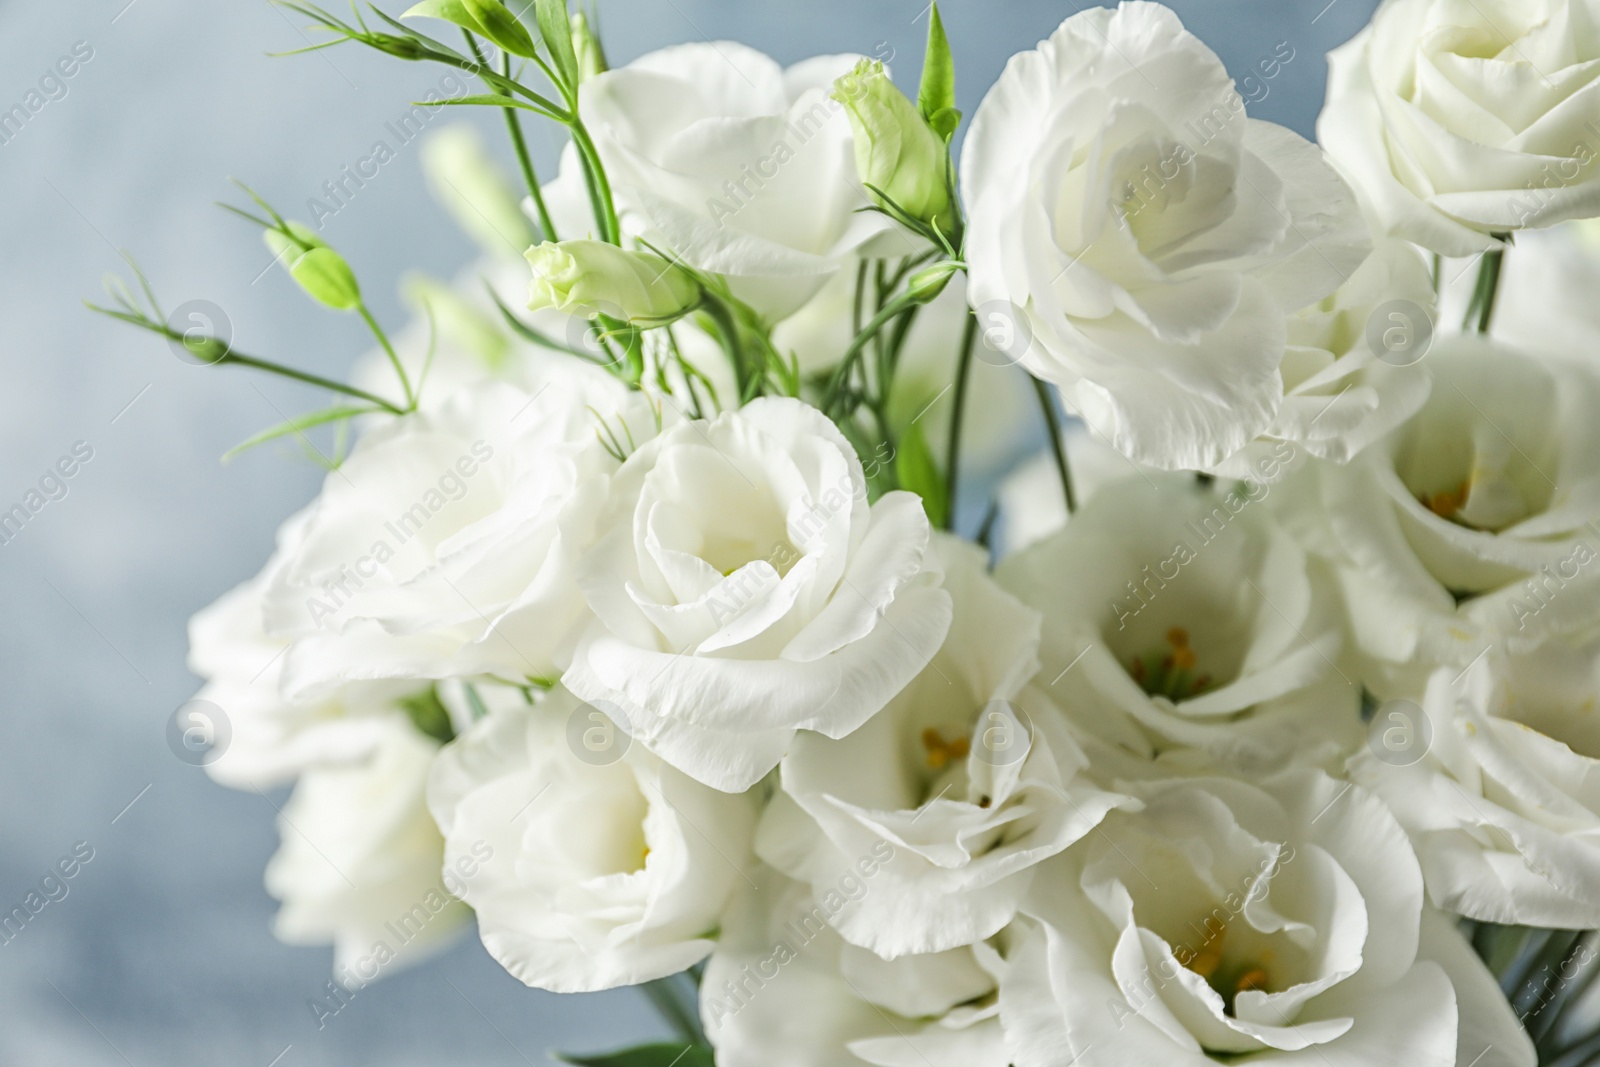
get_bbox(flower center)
[1175,920,1276,1015]
[921,727,970,770]
[1130,628,1214,701]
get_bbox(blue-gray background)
[0,1,1376,1062]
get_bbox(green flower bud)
[905,259,961,304]
[570,10,608,80]
[369,33,428,61]
[833,60,955,239]
[525,240,700,322]
[264,223,361,311]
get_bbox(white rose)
[1285,335,1600,692]
[264,715,468,977]
[261,378,656,698]
[578,43,901,320]
[702,868,1007,1067]
[561,396,952,793]
[757,535,1130,958]
[962,1,1368,471]
[1320,0,1600,257]
[1209,239,1435,481]
[426,687,758,992]
[996,477,1361,778]
[1352,646,1600,927]
[997,771,1534,1067]
[187,544,416,789]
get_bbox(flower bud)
[263,223,362,311]
[905,259,961,304]
[570,10,607,80]
[833,60,954,239]
[525,240,700,322]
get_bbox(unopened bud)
[264,223,361,311]
[525,240,700,322]
[833,60,955,239]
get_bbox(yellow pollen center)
[1130,627,1213,700]
[921,728,970,770]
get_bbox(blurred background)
[0,0,1377,1062]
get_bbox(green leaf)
[917,3,957,138]
[895,421,949,529]
[222,405,378,462]
[536,0,581,93]
[400,686,456,744]
[558,1043,715,1067]
[402,0,537,58]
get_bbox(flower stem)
[1462,237,1508,335]
[569,120,620,245]
[943,310,978,531]
[358,303,414,410]
[1032,377,1076,514]
[469,37,557,242]
[641,974,704,1046]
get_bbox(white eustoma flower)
[577,42,902,319]
[962,1,1368,471]
[260,378,657,698]
[187,543,416,789]
[265,715,468,977]
[426,687,758,992]
[702,868,1007,1067]
[561,396,952,793]
[1209,239,1435,482]
[996,477,1361,778]
[1283,335,1600,693]
[1351,646,1600,928]
[758,535,1130,958]
[998,772,1534,1067]
[1319,0,1600,257]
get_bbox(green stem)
[225,351,406,414]
[358,303,414,410]
[943,310,978,532]
[701,296,756,401]
[825,286,935,417]
[641,975,704,1046]
[1462,237,1508,335]
[569,120,620,244]
[1033,377,1076,514]
[499,52,557,241]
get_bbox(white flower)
[561,396,952,793]
[702,868,1007,1067]
[577,42,902,319]
[962,1,1368,471]
[264,715,468,977]
[187,546,416,789]
[997,771,1534,1067]
[757,535,1130,958]
[1209,239,1435,482]
[1319,0,1600,257]
[1285,335,1600,693]
[996,477,1361,778]
[1351,646,1600,928]
[260,378,657,698]
[426,687,758,992]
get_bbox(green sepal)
[400,686,456,744]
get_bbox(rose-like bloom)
[1320,0,1600,257]
[577,42,901,319]
[1209,239,1435,482]
[702,868,1007,1067]
[758,536,1129,958]
[525,239,701,322]
[1351,646,1600,928]
[561,396,952,792]
[997,771,1534,1066]
[260,377,657,699]
[997,477,1361,778]
[426,687,758,992]
[963,2,1368,471]
[1283,335,1600,693]
[265,715,468,976]
[188,545,418,789]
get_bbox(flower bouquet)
[96,0,1600,1063]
